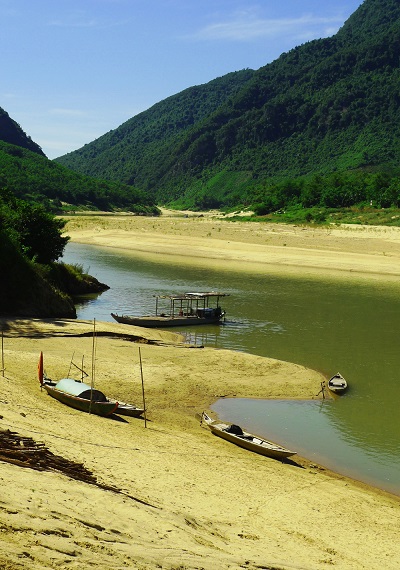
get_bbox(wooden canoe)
[201,412,296,460]
[108,400,144,417]
[328,372,348,394]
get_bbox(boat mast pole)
[138,346,147,428]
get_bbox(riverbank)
[63,209,400,281]
[1,213,399,569]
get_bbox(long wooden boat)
[201,412,296,460]
[328,372,348,394]
[111,291,229,328]
[38,352,118,417]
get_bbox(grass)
[227,206,400,227]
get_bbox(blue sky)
[1,0,362,159]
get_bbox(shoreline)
[64,211,400,282]
[1,214,399,569]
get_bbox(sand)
[1,211,399,570]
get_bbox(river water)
[62,242,400,496]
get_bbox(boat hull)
[44,384,118,417]
[111,313,223,328]
[109,400,144,417]
[328,372,348,394]
[202,414,295,460]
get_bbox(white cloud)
[190,12,344,43]
[48,10,98,28]
[47,9,128,30]
[48,108,87,117]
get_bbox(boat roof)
[154,291,229,300]
[55,378,107,399]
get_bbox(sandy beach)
[1,212,399,570]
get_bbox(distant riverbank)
[64,210,400,281]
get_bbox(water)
[63,242,400,495]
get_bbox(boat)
[38,352,118,417]
[328,372,348,394]
[111,291,229,328]
[108,400,144,417]
[201,412,296,460]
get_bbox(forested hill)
[55,0,400,211]
[0,107,45,156]
[54,69,254,191]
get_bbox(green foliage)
[55,0,400,213]
[250,169,400,214]
[0,229,76,317]
[0,188,69,263]
[0,107,44,156]
[0,140,159,213]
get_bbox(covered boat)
[38,352,118,417]
[111,291,229,328]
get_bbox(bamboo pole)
[89,319,96,414]
[1,331,4,377]
[138,346,147,428]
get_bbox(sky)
[1,0,363,159]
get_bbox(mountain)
[55,0,400,210]
[54,70,254,199]
[0,107,45,156]
[0,139,159,213]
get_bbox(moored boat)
[328,372,348,394]
[38,352,118,417]
[201,412,296,460]
[111,291,228,328]
[108,400,144,417]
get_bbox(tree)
[1,192,69,263]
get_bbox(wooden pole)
[1,331,4,377]
[138,346,147,428]
[89,319,96,414]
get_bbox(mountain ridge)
[54,0,400,210]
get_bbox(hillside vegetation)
[0,108,159,214]
[0,112,114,317]
[55,0,400,213]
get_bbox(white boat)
[328,372,348,394]
[201,412,296,460]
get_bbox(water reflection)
[63,242,400,495]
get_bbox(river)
[62,242,400,496]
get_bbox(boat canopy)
[154,292,228,300]
[153,291,228,317]
[55,378,107,402]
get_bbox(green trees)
[0,141,160,214]
[251,169,400,215]
[55,0,400,213]
[0,188,69,263]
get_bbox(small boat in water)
[201,412,296,460]
[111,291,228,328]
[328,372,348,394]
[38,352,118,417]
